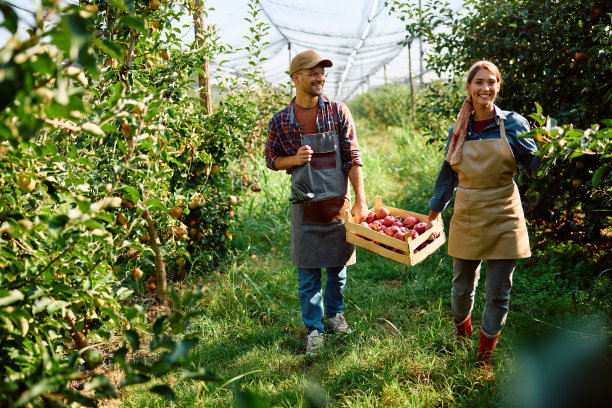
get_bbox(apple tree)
[0,0,280,404]
[391,0,612,240]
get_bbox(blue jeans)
[298,266,347,334]
[451,258,516,336]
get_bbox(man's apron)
[448,119,531,260]
[289,114,356,269]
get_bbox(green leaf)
[119,16,147,34]
[123,185,140,203]
[32,297,53,314]
[149,385,176,402]
[125,329,140,351]
[161,339,198,365]
[49,214,69,230]
[0,4,19,34]
[47,300,69,313]
[152,315,165,336]
[0,289,24,306]
[120,372,150,387]
[592,165,609,187]
[95,38,124,59]
[534,102,542,116]
[146,199,166,212]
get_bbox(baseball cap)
[289,50,333,76]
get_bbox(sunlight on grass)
[120,117,609,407]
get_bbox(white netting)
[0,0,465,101]
[180,0,464,102]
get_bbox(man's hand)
[273,145,313,170]
[426,210,441,239]
[294,145,313,165]
[350,200,368,224]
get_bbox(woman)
[426,61,541,377]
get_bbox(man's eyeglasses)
[296,71,327,79]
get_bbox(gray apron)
[289,106,356,269]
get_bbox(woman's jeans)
[451,258,516,336]
[298,266,347,334]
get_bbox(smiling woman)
[424,59,543,380]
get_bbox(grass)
[117,118,611,407]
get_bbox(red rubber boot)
[456,315,473,339]
[478,329,500,380]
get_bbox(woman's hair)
[445,60,503,165]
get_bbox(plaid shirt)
[265,96,363,174]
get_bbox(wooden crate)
[345,196,446,266]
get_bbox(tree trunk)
[142,208,169,308]
[193,0,212,114]
[64,310,91,360]
[408,41,415,119]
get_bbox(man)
[265,50,368,357]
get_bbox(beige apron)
[448,119,531,260]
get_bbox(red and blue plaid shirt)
[265,96,363,174]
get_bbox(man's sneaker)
[306,330,324,357]
[328,313,352,334]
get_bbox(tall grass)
[118,108,610,407]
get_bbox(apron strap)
[498,118,516,161]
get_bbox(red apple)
[171,206,183,219]
[393,231,405,241]
[392,221,403,228]
[414,222,427,234]
[376,206,391,219]
[383,216,396,227]
[592,8,602,19]
[380,225,388,234]
[403,216,418,228]
[387,225,400,237]
[369,220,382,231]
[395,216,403,224]
[360,221,370,229]
[366,211,377,223]
[409,229,419,240]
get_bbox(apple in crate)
[376,206,391,219]
[403,216,418,228]
[383,216,396,227]
[366,211,377,223]
[414,222,428,234]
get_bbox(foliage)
[0,0,282,405]
[119,121,611,407]
[347,77,464,148]
[390,0,612,240]
[521,105,612,238]
[347,82,412,128]
[414,77,465,144]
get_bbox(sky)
[1,0,465,101]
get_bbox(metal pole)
[384,64,387,85]
[289,42,295,98]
